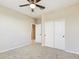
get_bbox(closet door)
[45,20,54,48]
[54,19,65,50]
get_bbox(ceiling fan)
[19,0,45,12]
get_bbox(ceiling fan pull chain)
[31,9,34,12]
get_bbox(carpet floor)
[0,44,79,59]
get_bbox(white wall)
[66,14,79,53]
[42,4,79,53]
[0,5,34,52]
[35,18,41,24]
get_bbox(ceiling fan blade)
[19,4,29,7]
[36,4,45,9]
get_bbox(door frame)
[31,24,36,45]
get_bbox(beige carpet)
[0,44,79,59]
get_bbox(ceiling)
[0,0,79,18]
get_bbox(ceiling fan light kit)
[30,4,36,8]
[19,0,45,12]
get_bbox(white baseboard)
[65,50,79,54]
[0,43,31,53]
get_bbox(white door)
[45,20,54,48]
[36,24,41,43]
[54,19,65,50]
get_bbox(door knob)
[63,35,64,38]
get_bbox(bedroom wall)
[42,4,79,54]
[35,18,41,24]
[66,14,79,54]
[0,5,35,53]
